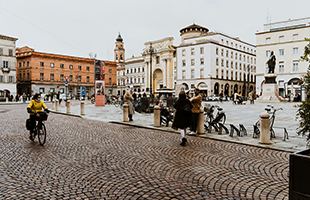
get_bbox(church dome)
[116,33,123,42]
[179,23,209,36]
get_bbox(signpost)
[65,76,68,100]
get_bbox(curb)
[50,110,83,118]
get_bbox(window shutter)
[8,61,11,68]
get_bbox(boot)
[129,114,133,121]
[180,137,187,146]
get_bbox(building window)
[50,63,54,68]
[60,64,64,68]
[69,75,73,82]
[235,72,238,80]
[27,61,29,67]
[292,60,299,72]
[266,37,271,44]
[27,73,30,80]
[279,36,284,43]
[86,66,90,71]
[200,69,204,78]
[235,53,237,59]
[216,48,218,55]
[191,69,195,79]
[278,61,284,73]
[200,47,204,54]
[226,50,228,57]
[60,74,64,82]
[231,72,233,80]
[87,76,89,83]
[279,49,284,56]
[226,71,228,80]
[78,76,81,83]
[231,61,233,68]
[231,52,233,59]
[182,49,186,56]
[156,56,160,64]
[221,70,224,79]
[221,59,224,67]
[0,48,2,56]
[40,73,44,81]
[108,78,111,84]
[235,62,238,69]
[40,62,44,67]
[191,48,194,55]
[19,62,21,67]
[69,65,73,69]
[216,58,219,66]
[293,34,299,41]
[293,48,298,55]
[266,50,271,57]
[182,60,186,67]
[182,70,185,79]
[226,61,229,68]
[109,69,112,73]
[39,88,44,94]
[191,59,195,66]
[221,49,224,56]
[50,88,55,93]
[216,69,218,78]
[50,74,54,82]
[200,58,204,65]
[8,49,13,56]
[78,66,81,70]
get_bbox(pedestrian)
[15,94,19,102]
[189,88,202,135]
[132,92,137,102]
[172,90,193,146]
[124,91,135,121]
[219,91,223,103]
[57,91,61,105]
[249,91,254,104]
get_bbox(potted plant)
[290,38,310,199]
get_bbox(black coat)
[172,98,192,129]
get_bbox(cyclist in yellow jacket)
[27,93,49,140]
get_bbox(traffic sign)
[65,80,68,86]
[65,76,68,80]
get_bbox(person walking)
[189,88,202,135]
[124,91,135,121]
[172,90,193,146]
[249,91,254,104]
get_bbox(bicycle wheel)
[114,101,120,107]
[37,123,47,146]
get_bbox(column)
[167,58,171,89]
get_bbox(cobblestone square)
[0,104,289,199]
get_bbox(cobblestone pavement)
[0,104,289,199]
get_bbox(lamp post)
[142,43,157,96]
[247,65,251,98]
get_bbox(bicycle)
[253,105,283,138]
[133,101,143,113]
[91,97,95,104]
[30,111,48,146]
[204,104,228,133]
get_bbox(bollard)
[52,100,55,110]
[80,101,85,115]
[55,99,59,111]
[6,97,8,103]
[260,113,270,144]
[123,104,129,122]
[154,106,160,127]
[197,109,205,134]
[66,100,71,114]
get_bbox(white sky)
[0,0,309,61]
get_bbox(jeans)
[191,113,199,132]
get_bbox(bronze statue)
[266,51,276,74]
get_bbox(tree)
[296,38,310,142]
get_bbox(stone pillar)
[260,113,270,144]
[6,97,8,103]
[80,101,85,115]
[55,99,59,111]
[123,104,129,122]
[302,86,306,101]
[197,109,205,135]
[52,100,55,110]
[167,58,171,88]
[154,106,160,127]
[66,100,71,114]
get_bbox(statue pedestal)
[257,74,283,103]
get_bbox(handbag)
[182,103,192,113]
[26,119,32,130]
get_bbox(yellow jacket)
[27,100,47,115]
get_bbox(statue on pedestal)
[266,51,276,74]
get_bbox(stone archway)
[214,82,219,95]
[242,85,246,96]
[198,82,208,96]
[234,84,238,93]
[153,69,163,91]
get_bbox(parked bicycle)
[204,104,228,133]
[253,105,283,138]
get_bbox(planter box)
[289,149,310,199]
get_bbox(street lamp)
[247,65,251,98]
[142,43,157,96]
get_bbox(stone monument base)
[257,74,284,103]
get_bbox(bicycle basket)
[35,112,48,121]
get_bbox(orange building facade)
[16,46,117,98]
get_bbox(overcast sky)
[0,0,309,61]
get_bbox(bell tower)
[114,33,125,63]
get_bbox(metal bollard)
[80,101,85,115]
[123,104,129,122]
[197,109,205,135]
[66,100,71,114]
[55,99,59,111]
[52,100,55,110]
[154,106,160,127]
[260,113,270,144]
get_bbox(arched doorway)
[153,69,163,91]
[214,82,219,95]
[234,84,238,94]
[198,82,208,97]
[182,83,189,90]
[242,85,246,96]
[224,83,229,96]
[250,85,254,92]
